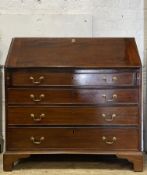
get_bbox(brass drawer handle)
[102,76,118,83]
[30,94,45,102]
[29,76,44,84]
[102,94,117,102]
[30,113,46,122]
[112,76,118,81]
[102,136,117,145]
[30,136,45,145]
[102,113,116,122]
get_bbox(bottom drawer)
[7,127,139,151]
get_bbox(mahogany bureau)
[3,38,143,171]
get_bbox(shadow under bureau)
[3,38,143,171]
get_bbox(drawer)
[7,88,138,105]
[7,127,139,151]
[10,70,136,87]
[7,106,139,125]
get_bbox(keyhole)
[73,130,75,134]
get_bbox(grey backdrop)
[0,66,3,152]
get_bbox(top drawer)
[7,69,136,87]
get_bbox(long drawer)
[7,127,139,151]
[10,70,136,87]
[7,88,138,104]
[7,106,139,125]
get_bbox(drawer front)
[10,71,135,87]
[7,127,139,151]
[7,106,139,125]
[7,89,138,104]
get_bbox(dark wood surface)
[5,38,141,68]
[4,38,143,171]
[7,106,139,125]
[7,127,139,151]
[11,69,136,87]
[7,88,139,104]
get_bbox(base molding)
[3,151,143,172]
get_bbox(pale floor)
[0,154,147,175]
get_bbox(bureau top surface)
[5,38,141,68]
